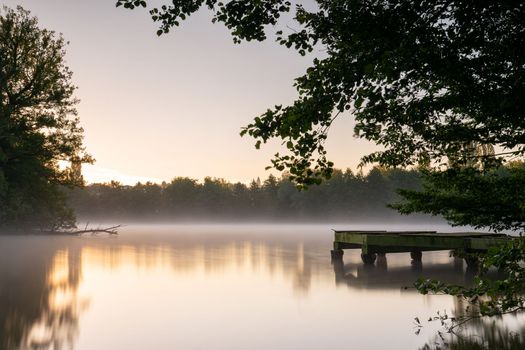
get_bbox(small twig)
[286,24,298,33]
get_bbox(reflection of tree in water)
[427,298,524,350]
[332,256,469,290]
[79,239,316,295]
[332,255,524,349]
[0,234,326,348]
[0,238,85,350]
[420,315,525,350]
[418,273,525,349]
[291,244,312,295]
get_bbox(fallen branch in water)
[70,224,121,235]
[39,224,122,235]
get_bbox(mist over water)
[1,223,522,350]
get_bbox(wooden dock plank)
[333,230,436,235]
[333,230,512,254]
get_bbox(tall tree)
[0,6,91,230]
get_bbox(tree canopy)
[0,6,91,230]
[117,0,525,183]
[393,164,525,232]
[68,167,425,222]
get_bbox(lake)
[0,223,523,349]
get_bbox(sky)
[4,0,378,184]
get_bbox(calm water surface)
[0,224,523,350]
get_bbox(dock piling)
[410,251,423,262]
[331,249,344,261]
[361,253,377,265]
[331,230,512,266]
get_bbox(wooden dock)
[331,230,513,266]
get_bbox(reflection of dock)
[331,230,513,267]
[332,253,505,291]
[333,257,468,290]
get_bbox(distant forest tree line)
[68,167,435,222]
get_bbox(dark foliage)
[116,0,525,184]
[68,167,427,222]
[393,163,525,232]
[0,6,91,230]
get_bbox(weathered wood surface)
[333,230,512,255]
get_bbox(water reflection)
[0,233,320,349]
[78,241,316,295]
[421,318,525,350]
[0,226,523,350]
[332,254,469,290]
[332,252,525,349]
[424,296,525,350]
[0,239,85,350]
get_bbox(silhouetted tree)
[0,6,91,230]
[117,0,524,182]
[69,168,430,222]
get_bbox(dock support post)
[453,257,463,271]
[464,256,479,268]
[410,251,422,262]
[333,259,345,284]
[331,249,344,261]
[376,253,387,270]
[331,242,344,261]
[361,253,377,265]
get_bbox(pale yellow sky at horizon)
[5,0,379,184]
